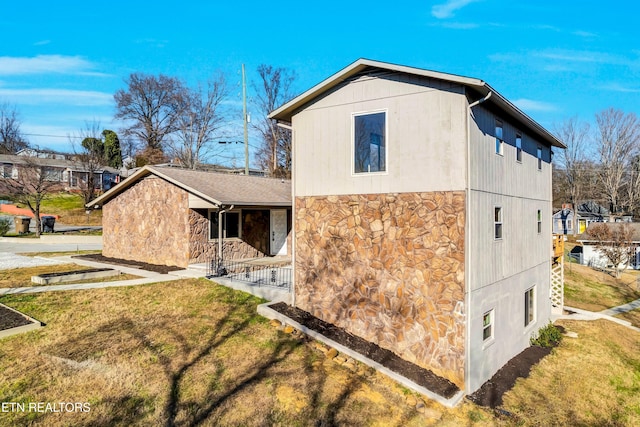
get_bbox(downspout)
[469,91,492,108]
[277,120,295,306]
[464,89,491,393]
[217,204,234,274]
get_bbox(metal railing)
[207,258,292,291]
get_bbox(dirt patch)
[72,254,183,275]
[467,345,551,408]
[269,302,460,399]
[0,304,32,331]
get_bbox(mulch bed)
[72,254,183,275]
[269,302,460,399]
[0,304,32,331]
[466,345,552,408]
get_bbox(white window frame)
[516,133,522,162]
[208,209,242,240]
[352,110,388,176]
[495,120,504,156]
[537,146,543,170]
[537,209,542,234]
[494,206,503,240]
[525,286,536,327]
[483,309,494,343]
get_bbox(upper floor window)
[537,210,542,234]
[354,112,386,174]
[516,134,522,162]
[494,206,503,239]
[495,120,504,155]
[537,147,543,170]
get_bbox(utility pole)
[242,64,249,175]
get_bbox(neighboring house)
[269,59,565,396]
[553,202,610,235]
[0,154,121,192]
[16,148,71,160]
[577,222,640,270]
[86,165,291,268]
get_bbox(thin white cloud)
[513,98,557,112]
[0,55,107,76]
[598,83,640,93]
[573,30,597,38]
[441,22,479,29]
[0,88,113,106]
[34,40,51,46]
[431,0,479,19]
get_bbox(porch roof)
[86,165,291,208]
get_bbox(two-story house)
[269,59,565,399]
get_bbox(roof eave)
[269,58,566,150]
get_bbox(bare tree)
[168,74,228,169]
[0,102,28,154]
[5,154,61,237]
[71,121,106,204]
[114,73,186,160]
[594,108,640,216]
[553,117,591,234]
[587,222,636,278]
[252,65,296,177]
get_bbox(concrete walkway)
[557,304,640,332]
[599,298,640,317]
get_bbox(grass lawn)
[39,193,103,226]
[564,261,640,311]
[0,264,141,288]
[616,308,640,328]
[0,278,638,426]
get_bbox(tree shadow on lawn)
[42,300,377,426]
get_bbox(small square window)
[537,147,543,170]
[494,207,503,239]
[525,287,535,327]
[537,210,542,234]
[354,112,386,173]
[495,120,504,155]
[483,310,494,341]
[516,134,522,162]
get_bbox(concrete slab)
[31,268,119,285]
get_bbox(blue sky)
[1,0,639,165]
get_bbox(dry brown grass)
[0,279,638,426]
[616,308,640,328]
[500,319,640,426]
[0,264,141,288]
[564,261,640,311]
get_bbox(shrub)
[530,322,563,348]
[0,217,10,236]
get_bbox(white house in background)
[269,58,565,400]
[577,222,640,270]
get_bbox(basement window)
[483,310,494,342]
[525,286,536,327]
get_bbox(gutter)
[469,91,492,108]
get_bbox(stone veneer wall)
[103,176,190,267]
[189,209,265,263]
[295,191,465,386]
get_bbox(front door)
[270,209,288,256]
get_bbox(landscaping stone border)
[0,303,43,340]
